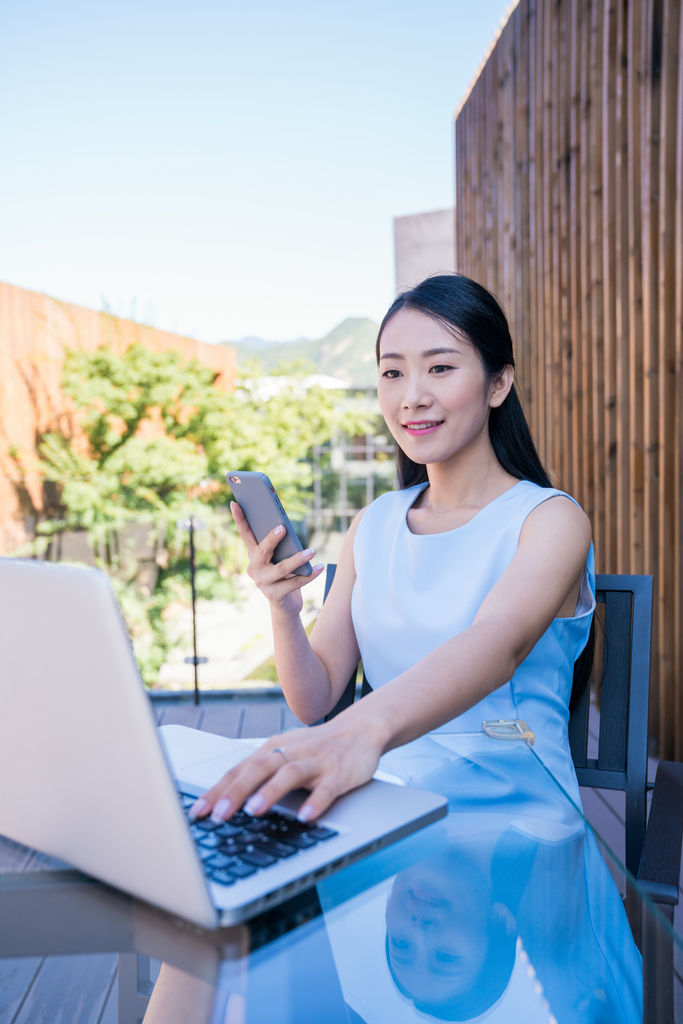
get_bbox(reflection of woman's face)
[385,858,490,1006]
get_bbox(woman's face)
[377,308,510,468]
[385,859,490,1006]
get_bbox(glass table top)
[0,730,678,1023]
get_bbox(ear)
[489,365,515,408]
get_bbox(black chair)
[569,575,652,879]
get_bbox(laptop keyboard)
[178,792,338,888]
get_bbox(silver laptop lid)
[0,558,217,929]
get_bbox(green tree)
[29,343,371,684]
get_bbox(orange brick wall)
[0,281,236,554]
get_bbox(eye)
[381,368,402,379]
[430,364,453,374]
[391,937,412,950]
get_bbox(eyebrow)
[379,346,461,361]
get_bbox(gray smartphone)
[226,471,312,577]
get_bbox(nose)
[401,372,433,411]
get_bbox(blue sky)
[0,0,511,342]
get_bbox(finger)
[253,524,289,564]
[251,545,316,587]
[242,759,317,817]
[269,545,317,578]
[295,777,343,823]
[230,502,259,552]
[284,562,325,581]
[189,761,246,819]
[203,749,289,821]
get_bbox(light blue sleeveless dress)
[350,480,642,1022]
[351,480,593,798]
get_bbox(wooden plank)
[0,835,35,874]
[602,0,619,576]
[674,0,683,760]
[159,705,204,729]
[200,703,244,740]
[12,954,116,1024]
[240,703,284,739]
[0,957,43,1022]
[628,0,646,581]
[590,0,606,573]
[614,0,631,575]
[568,0,583,504]
[282,705,305,732]
[151,703,166,725]
[98,975,118,1024]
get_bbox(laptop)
[0,558,447,929]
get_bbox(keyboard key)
[198,833,221,849]
[219,839,248,857]
[274,831,316,850]
[198,847,216,862]
[180,794,195,807]
[215,822,242,838]
[194,819,221,832]
[230,812,250,826]
[243,819,271,833]
[307,826,338,841]
[273,816,311,833]
[240,847,277,868]
[210,870,236,886]
[228,859,258,878]
[206,853,233,870]
[259,839,298,859]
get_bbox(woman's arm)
[195,496,590,824]
[231,501,364,723]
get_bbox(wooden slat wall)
[455,0,683,759]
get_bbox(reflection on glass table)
[0,730,680,1024]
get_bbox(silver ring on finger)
[272,746,289,764]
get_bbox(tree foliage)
[32,343,371,684]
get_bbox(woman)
[191,273,595,823]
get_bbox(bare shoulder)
[520,495,592,552]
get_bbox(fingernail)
[274,525,285,535]
[230,502,236,512]
[189,797,208,819]
[297,803,315,823]
[313,563,324,573]
[210,797,232,822]
[244,794,266,815]
[302,547,315,558]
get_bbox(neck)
[423,429,518,512]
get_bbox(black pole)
[189,515,200,706]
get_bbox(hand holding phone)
[226,471,315,577]
[227,472,323,617]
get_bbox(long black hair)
[376,274,592,711]
[376,274,552,490]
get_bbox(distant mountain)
[223,317,380,387]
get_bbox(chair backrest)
[321,565,365,721]
[569,574,653,877]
